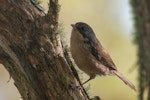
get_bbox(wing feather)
[84,37,117,70]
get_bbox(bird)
[70,22,136,91]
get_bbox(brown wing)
[84,37,117,70]
[96,40,117,70]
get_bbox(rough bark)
[0,0,90,100]
[130,0,150,100]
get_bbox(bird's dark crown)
[75,22,96,40]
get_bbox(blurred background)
[0,0,139,100]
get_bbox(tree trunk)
[0,0,90,99]
[130,0,150,100]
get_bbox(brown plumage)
[70,22,136,91]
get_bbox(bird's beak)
[71,24,75,28]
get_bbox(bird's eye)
[80,26,85,31]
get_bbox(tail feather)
[112,70,136,91]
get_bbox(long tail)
[112,70,136,91]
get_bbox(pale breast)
[70,30,107,76]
